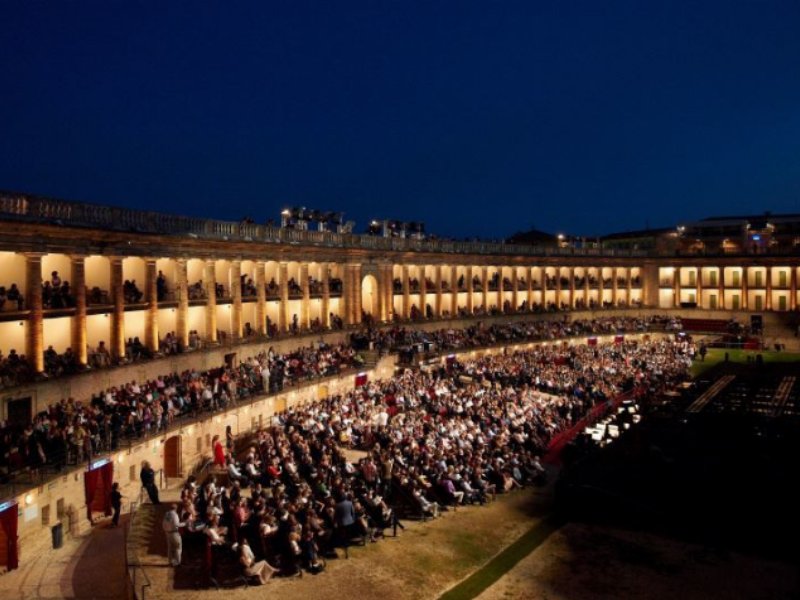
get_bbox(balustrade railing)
[0,190,650,257]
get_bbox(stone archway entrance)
[361,274,379,318]
[164,435,182,478]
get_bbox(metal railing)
[125,499,152,600]
[0,359,364,500]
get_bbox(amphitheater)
[0,192,797,599]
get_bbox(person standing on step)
[163,503,186,566]
[110,482,123,527]
[141,461,160,504]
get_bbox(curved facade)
[0,191,798,379]
[1,191,799,576]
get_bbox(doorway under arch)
[361,274,379,318]
[164,435,182,478]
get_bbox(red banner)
[84,460,114,522]
[0,500,18,570]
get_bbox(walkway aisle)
[0,517,127,600]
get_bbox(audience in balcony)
[240,275,257,298]
[189,280,207,300]
[0,349,33,388]
[0,283,24,310]
[125,336,152,361]
[156,271,168,301]
[43,345,80,377]
[42,271,76,309]
[188,330,203,349]
[266,278,280,298]
[90,341,113,368]
[124,279,144,303]
[161,332,180,355]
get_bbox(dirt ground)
[130,487,552,600]
[474,523,798,600]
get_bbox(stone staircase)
[360,348,381,369]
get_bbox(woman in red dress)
[212,435,226,467]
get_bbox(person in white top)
[239,537,278,584]
[162,504,186,566]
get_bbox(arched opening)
[361,274,379,318]
[164,435,183,478]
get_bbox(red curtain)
[355,373,368,387]
[84,461,114,521]
[0,502,19,570]
[587,337,598,347]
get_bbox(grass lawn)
[691,347,800,377]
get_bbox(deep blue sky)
[2,1,799,239]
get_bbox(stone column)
[511,268,518,313]
[742,267,749,310]
[255,261,266,335]
[176,258,189,349]
[25,253,44,372]
[321,264,331,328]
[568,268,576,308]
[466,266,474,314]
[71,255,88,366]
[694,268,702,308]
[450,266,459,316]
[350,264,362,325]
[144,258,158,352]
[584,269,590,307]
[598,267,605,309]
[231,260,242,339]
[402,265,411,319]
[384,266,393,322]
[641,263,659,309]
[434,265,443,318]
[419,266,427,318]
[629,268,635,303]
[278,261,289,332]
[555,267,562,308]
[527,267,534,310]
[384,264,394,321]
[765,267,773,310]
[341,264,351,325]
[497,268,505,312]
[673,267,680,308]
[204,259,218,343]
[718,268,725,310]
[790,268,797,311]
[300,263,310,329]
[481,266,489,311]
[110,257,126,358]
[542,268,548,308]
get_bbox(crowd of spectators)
[0,342,363,479]
[0,283,24,310]
[176,335,692,579]
[356,315,669,358]
[0,313,686,480]
[42,271,75,309]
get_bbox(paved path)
[0,517,128,600]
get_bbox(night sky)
[1,1,799,239]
